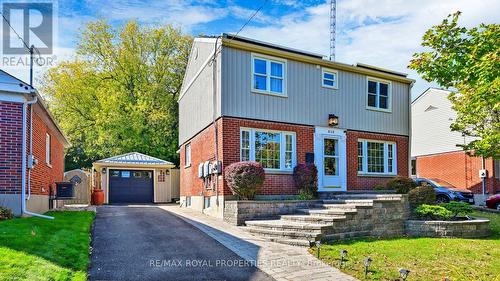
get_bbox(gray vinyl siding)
[179,40,221,145]
[411,88,472,157]
[220,47,410,136]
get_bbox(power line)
[0,11,30,52]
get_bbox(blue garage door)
[109,170,153,203]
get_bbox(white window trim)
[366,77,392,113]
[357,139,397,176]
[251,53,287,97]
[240,127,296,172]
[185,143,191,168]
[321,68,338,89]
[45,133,52,167]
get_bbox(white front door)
[315,127,347,192]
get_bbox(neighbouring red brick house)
[179,34,413,217]
[0,70,70,216]
[411,88,499,197]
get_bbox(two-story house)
[179,34,413,217]
[411,88,499,197]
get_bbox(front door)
[315,128,347,191]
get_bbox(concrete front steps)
[243,194,405,247]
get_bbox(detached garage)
[93,152,178,204]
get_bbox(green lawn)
[0,211,95,281]
[311,211,500,281]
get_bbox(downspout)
[21,93,54,219]
[212,36,221,207]
[27,99,34,200]
[408,81,414,177]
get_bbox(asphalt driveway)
[89,205,273,281]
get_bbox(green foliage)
[386,176,417,194]
[414,204,453,220]
[408,186,436,208]
[0,207,13,221]
[41,20,193,169]
[297,189,316,200]
[441,201,474,218]
[373,183,386,191]
[224,161,265,200]
[409,12,500,158]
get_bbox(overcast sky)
[2,0,499,99]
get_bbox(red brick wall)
[180,117,315,197]
[221,117,315,195]
[0,101,23,195]
[29,106,65,196]
[416,151,498,194]
[346,131,409,189]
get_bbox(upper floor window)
[367,78,391,111]
[322,68,338,89]
[357,139,397,175]
[45,133,51,166]
[240,128,295,171]
[185,143,191,167]
[252,54,286,96]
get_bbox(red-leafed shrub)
[224,161,265,200]
[293,163,318,198]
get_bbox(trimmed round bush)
[0,206,14,221]
[386,176,417,194]
[408,186,436,208]
[293,163,318,198]
[414,204,452,220]
[440,201,474,218]
[224,161,265,200]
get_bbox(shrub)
[297,190,316,200]
[408,186,436,208]
[440,201,474,218]
[224,161,265,200]
[414,204,452,220]
[0,206,14,221]
[373,183,387,191]
[386,176,417,194]
[293,163,318,197]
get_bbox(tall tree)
[42,21,192,170]
[409,12,499,158]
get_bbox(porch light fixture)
[101,167,107,174]
[328,114,339,127]
[399,268,410,280]
[363,257,373,277]
[339,249,348,267]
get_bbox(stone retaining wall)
[405,219,490,238]
[223,200,321,225]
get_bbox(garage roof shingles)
[96,152,174,166]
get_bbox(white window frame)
[357,139,397,176]
[366,77,392,113]
[240,128,296,172]
[321,68,338,89]
[45,133,51,167]
[251,53,287,97]
[185,143,191,167]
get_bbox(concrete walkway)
[159,205,358,281]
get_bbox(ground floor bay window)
[240,128,296,171]
[357,139,397,175]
